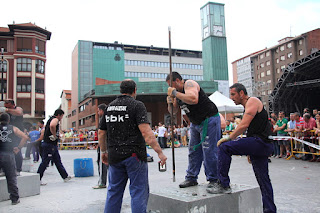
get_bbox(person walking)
[92,103,108,189]
[209,83,276,213]
[0,113,28,205]
[99,79,167,213]
[37,109,71,184]
[166,71,221,188]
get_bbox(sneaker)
[40,181,47,186]
[207,180,219,188]
[11,199,20,205]
[179,180,198,188]
[0,171,5,177]
[206,181,232,194]
[16,171,21,176]
[64,176,72,182]
[23,157,31,160]
[268,158,272,163]
[92,184,107,189]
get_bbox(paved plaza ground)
[1,147,319,213]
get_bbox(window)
[287,52,293,58]
[17,37,32,52]
[276,58,279,63]
[0,60,7,72]
[266,51,270,57]
[260,63,264,68]
[266,70,271,76]
[260,54,264,59]
[0,80,6,93]
[35,39,45,54]
[72,122,76,128]
[262,91,266,95]
[280,55,285,61]
[261,72,265,77]
[276,68,280,73]
[280,45,285,51]
[0,40,7,52]
[36,60,45,73]
[299,39,303,45]
[268,90,272,95]
[299,50,303,55]
[266,61,270,66]
[17,58,32,71]
[267,80,271,85]
[281,65,286,70]
[72,110,76,116]
[287,42,292,48]
[17,77,31,92]
[35,78,44,93]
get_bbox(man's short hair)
[0,113,10,125]
[120,80,136,94]
[4,99,15,105]
[166,72,183,82]
[294,112,300,117]
[303,113,311,119]
[54,109,64,116]
[230,83,248,95]
[98,103,107,111]
[38,120,44,125]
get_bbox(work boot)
[179,180,198,188]
[206,181,231,194]
[11,199,20,205]
[207,180,219,188]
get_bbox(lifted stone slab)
[0,172,40,201]
[148,183,262,213]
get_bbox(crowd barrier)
[58,137,98,150]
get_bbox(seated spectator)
[225,120,234,133]
[314,113,320,162]
[312,109,318,118]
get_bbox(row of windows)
[124,71,203,81]
[16,38,46,55]
[16,58,45,73]
[79,100,92,112]
[16,77,44,93]
[125,60,203,70]
[94,45,122,50]
[79,115,95,126]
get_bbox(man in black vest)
[166,72,221,188]
[0,113,28,205]
[3,99,24,176]
[210,83,276,213]
[37,109,71,184]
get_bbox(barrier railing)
[58,137,98,150]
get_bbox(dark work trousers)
[157,137,166,148]
[14,150,23,172]
[25,142,32,158]
[37,142,68,180]
[97,147,108,186]
[25,142,40,161]
[218,137,276,213]
[0,151,19,202]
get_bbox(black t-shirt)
[0,124,15,152]
[99,95,149,165]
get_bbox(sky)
[2,0,320,120]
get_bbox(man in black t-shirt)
[99,79,167,213]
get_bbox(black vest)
[177,84,218,125]
[247,105,272,142]
[8,106,24,131]
[0,124,15,152]
[44,116,59,145]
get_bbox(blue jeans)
[0,151,19,202]
[186,115,221,182]
[37,142,68,180]
[218,137,276,213]
[104,155,149,213]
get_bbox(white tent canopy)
[208,91,244,114]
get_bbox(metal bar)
[168,27,176,182]
[1,47,4,100]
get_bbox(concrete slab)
[147,184,262,213]
[0,172,40,201]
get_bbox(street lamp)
[1,47,4,101]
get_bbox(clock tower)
[200,2,229,96]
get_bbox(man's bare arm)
[7,106,23,116]
[175,80,199,105]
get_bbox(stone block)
[0,172,40,201]
[147,184,262,213]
